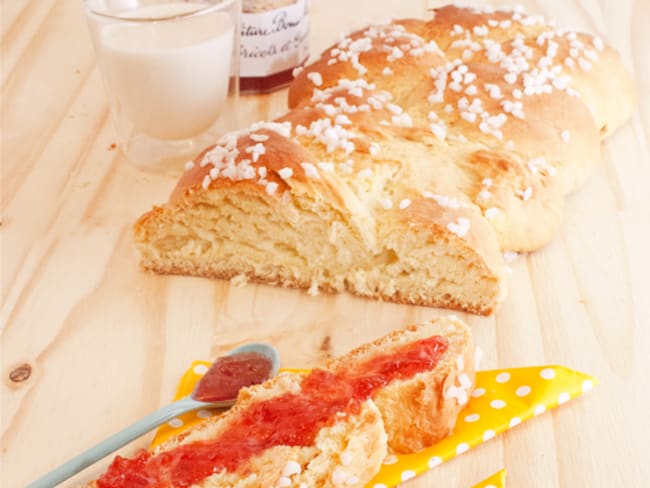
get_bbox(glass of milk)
[84,0,240,171]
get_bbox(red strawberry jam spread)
[97,336,448,488]
[193,352,273,402]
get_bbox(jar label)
[240,0,310,77]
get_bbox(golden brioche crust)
[134,4,636,314]
[134,109,507,314]
[289,4,635,240]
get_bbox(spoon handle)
[27,395,205,488]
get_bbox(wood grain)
[1,0,649,487]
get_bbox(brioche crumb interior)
[135,188,501,314]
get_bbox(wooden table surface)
[2,0,649,486]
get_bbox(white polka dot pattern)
[472,387,486,398]
[197,409,212,419]
[168,418,183,428]
[192,364,209,375]
[490,399,507,409]
[382,454,398,465]
[400,470,416,481]
[516,385,531,397]
[473,469,507,488]
[483,429,496,441]
[472,469,506,488]
[496,372,511,383]
[540,368,556,380]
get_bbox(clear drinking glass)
[83,0,240,171]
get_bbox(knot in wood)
[9,363,32,383]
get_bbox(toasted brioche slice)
[327,315,474,453]
[90,372,387,488]
[159,372,389,488]
[90,317,473,487]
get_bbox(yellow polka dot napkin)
[152,364,595,487]
[472,469,506,488]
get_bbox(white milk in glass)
[97,2,234,140]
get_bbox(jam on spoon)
[27,342,280,488]
[193,351,273,402]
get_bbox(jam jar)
[240,0,310,94]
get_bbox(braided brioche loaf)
[91,317,475,488]
[134,5,636,314]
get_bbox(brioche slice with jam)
[92,372,388,488]
[91,317,474,488]
[327,315,475,453]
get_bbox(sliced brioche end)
[326,316,475,453]
[134,175,506,316]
